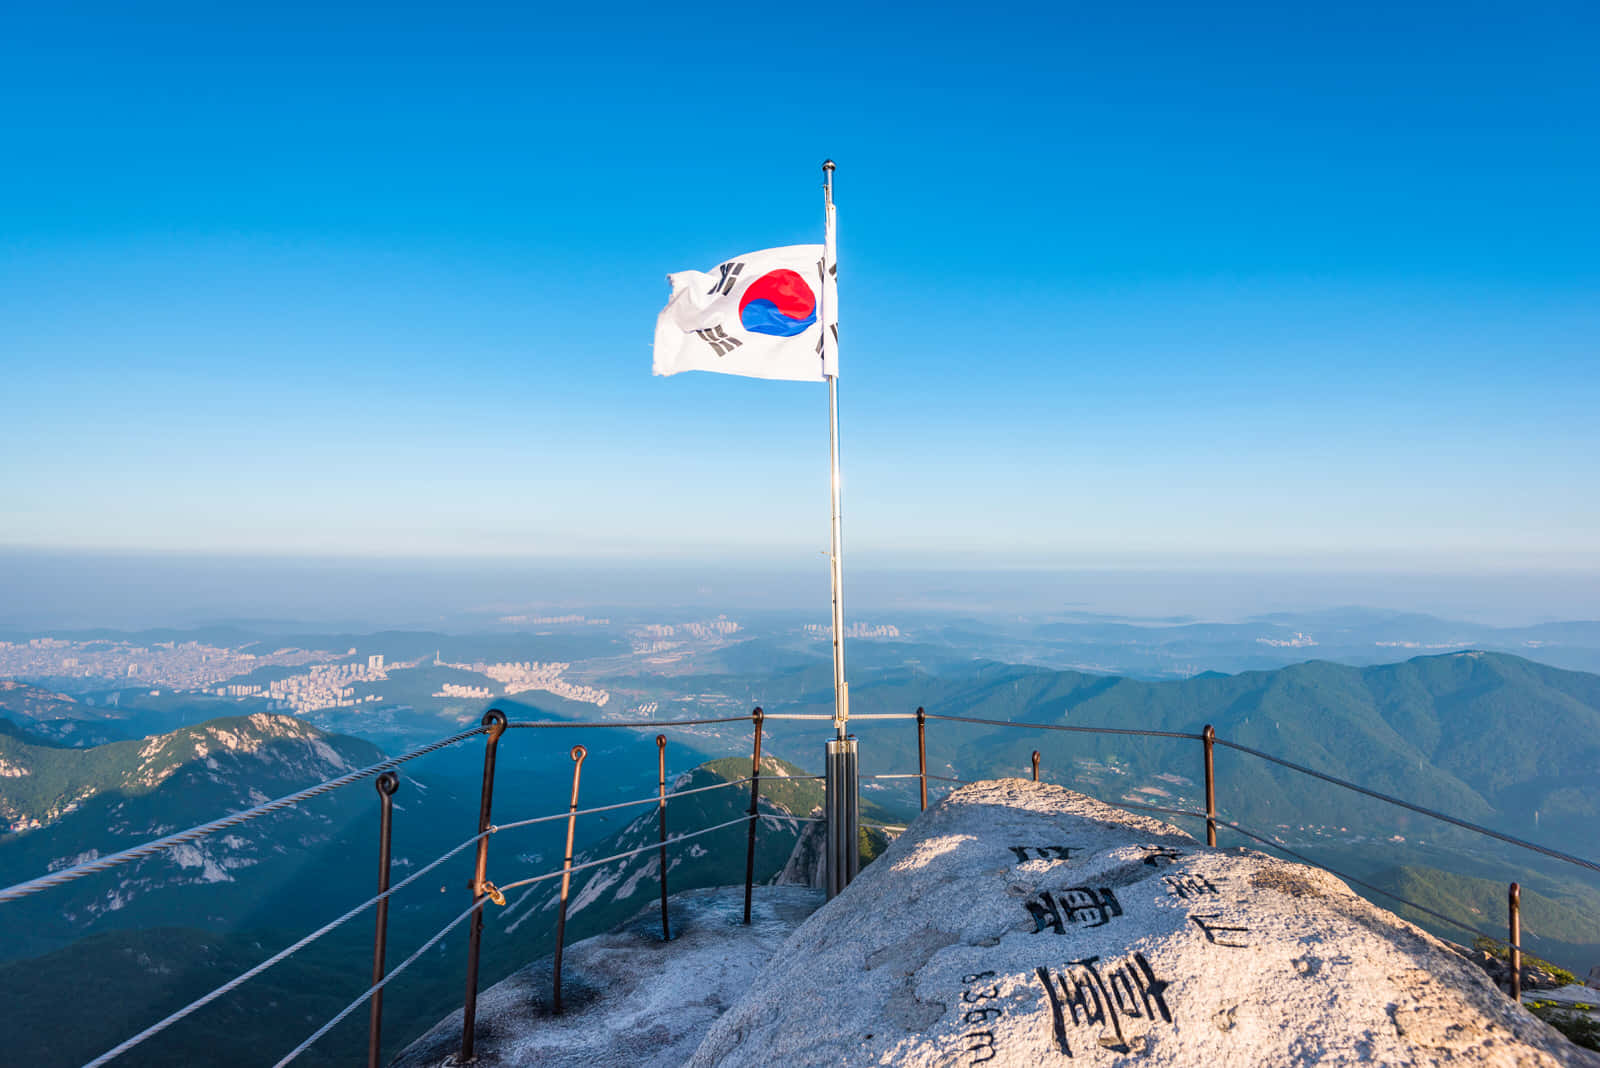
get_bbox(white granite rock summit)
[690,779,1596,1067]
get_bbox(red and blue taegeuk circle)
[738,269,817,337]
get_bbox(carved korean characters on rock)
[982,841,1248,1060]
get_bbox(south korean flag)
[652,244,838,382]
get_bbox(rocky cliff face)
[691,779,1596,1067]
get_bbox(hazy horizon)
[2,547,1597,632]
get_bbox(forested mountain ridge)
[0,714,391,964]
[756,650,1600,859]
[0,711,379,833]
[0,680,97,722]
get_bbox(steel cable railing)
[20,711,1594,912]
[0,719,827,908]
[761,712,916,720]
[1214,816,1505,946]
[916,715,1600,877]
[925,712,1204,740]
[488,773,822,837]
[271,813,766,1067]
[80,781,777,1067]
[493,813,759,895]
[1115,800,1209,822]
[80,825,495,1068]
[64,720,815,1067]
[1213,737,1600,876]
[505,715,753,729]
[271,897,487,1068]
[491,775,757,833]
[0,724,489,904]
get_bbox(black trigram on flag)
[708,261,745,296]
[695,324,742,357]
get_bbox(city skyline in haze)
[3,3,1597,572]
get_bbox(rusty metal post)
[1031,750,1041,782]
[459,708,507,1064]
[656,734,670,941]
[553,744,588,1014]
[1509,882,1522,1001]
[916,707,927,812]
[367,771,398,1068]
[743,707,764,925]
[1203,724,1217,847]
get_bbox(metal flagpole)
[823,159,847,740]
[822,159,859,897]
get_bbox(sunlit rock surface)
[393,886,823,1068]
[690,780,1596,1067]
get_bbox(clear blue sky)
[3,1,1597,570]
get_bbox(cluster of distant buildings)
[436,658,610,707]
[629,619,743,659]
[1256,632,1318,648]
[804,622,901,639]
[262,656,390,713]
[496,614,611,626]
[434,683,493,699]
[0,638,337,692]
[634,619,741,640]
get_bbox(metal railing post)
[459,708,507,1064]
[825,734,860,898]
[656,734,670,941]
[553,745,588,1014]
[1203,724,1217,847]
[916,707,927,812]
[743,707,764,925]
[1031,750,1040,782]
[367,771,398,1068]
[1509,882,1522,1001]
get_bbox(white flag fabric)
[653,244,838,381]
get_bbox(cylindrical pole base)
[1509,882,1522,1002]
[825,737,860,899]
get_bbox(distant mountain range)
[747,649,1599,854]
[920,607,1600,678]
[0,711,374,832]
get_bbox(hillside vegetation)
[768,650,1600,858]
[0,712,376,832]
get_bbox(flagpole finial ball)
[822,159,836,172]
